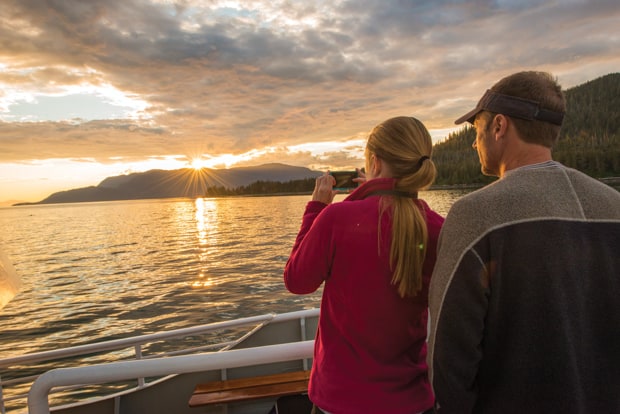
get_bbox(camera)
[330,170,358,190]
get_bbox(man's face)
[472,113,500,177]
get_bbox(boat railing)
[29,340,315,414]
[0,308,319,414]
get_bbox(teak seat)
[188,370,310,407]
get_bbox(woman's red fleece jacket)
[284,178,444,414]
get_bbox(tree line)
[204,177,317,196]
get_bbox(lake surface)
[0,190,468,359]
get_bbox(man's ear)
[494,114,508,140]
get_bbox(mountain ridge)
[14,163,322,206]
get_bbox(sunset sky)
[1,0,619,204]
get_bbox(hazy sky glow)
[1,0,619,203]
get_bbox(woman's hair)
[366,116,437,297]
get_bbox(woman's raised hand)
[312,172,337,204]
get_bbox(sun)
[187,154,219,170]
[186,150,268,171]
[189,157,208,170]
[187,153,251,170]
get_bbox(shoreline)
[8,177,619,207]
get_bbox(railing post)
[135,345,145,388]
[0,373,5,414]
[300,317,309,371]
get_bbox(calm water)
[0,191,467,359]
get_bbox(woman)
[284,116,444,414]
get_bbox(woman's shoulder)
[320,196,378,221]
[330,195,377,210]
[417,198,445,223]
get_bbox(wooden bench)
[188,370,311,407]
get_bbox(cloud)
[0,0,619,183]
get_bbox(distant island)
[13,73,620,206]
[13,163,323,206]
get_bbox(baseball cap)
[454,89,565,125]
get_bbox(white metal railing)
[28,340,315,414]
[0,308,319,413]
[0,313,276,368]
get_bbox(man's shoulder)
[565,168,620,193]
[562,168,620,214]
[440,184,507,243]
[449,180,509,213]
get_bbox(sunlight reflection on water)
[0,190,465,359]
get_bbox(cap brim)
[454,107,480,125]
[454,89,565,126]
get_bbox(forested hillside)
[433,73,620,185]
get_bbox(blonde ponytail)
[367,116,436,297]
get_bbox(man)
[428,71,620,413]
